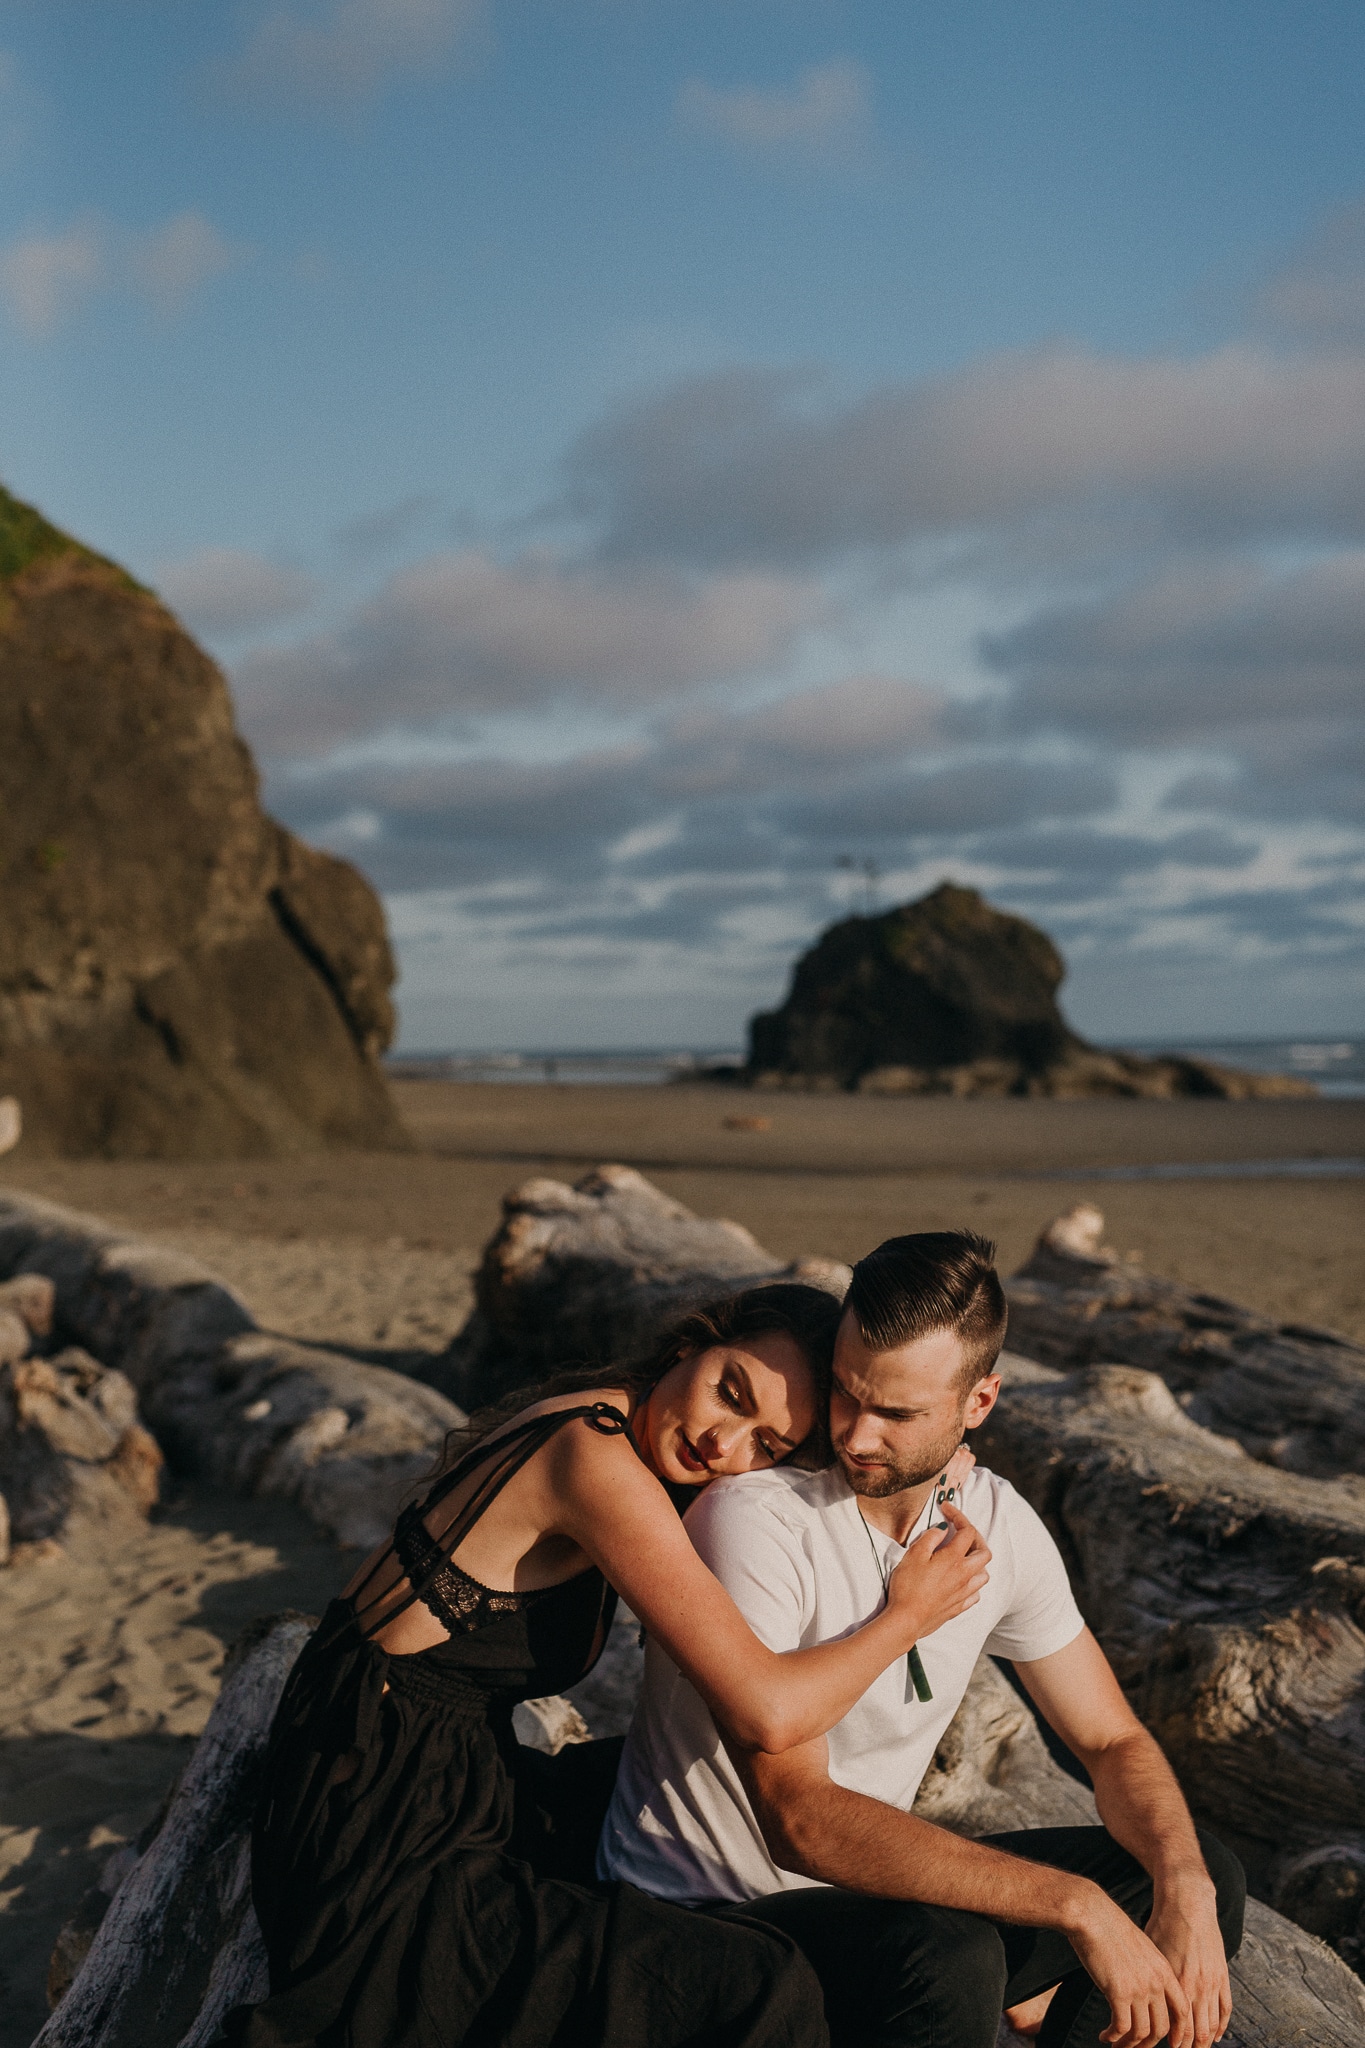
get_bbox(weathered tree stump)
[1,1348,164,1546]
[0,1266,164,1550]
[427,1164,850,1412]
[1006,1204,1365,1477]
[0,1190,465,1549]
[0,1269,53,1358]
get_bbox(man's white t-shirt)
[599,1460,1083,1905]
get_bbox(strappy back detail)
[349,1399,639,1645]
[391,1506,596,1636]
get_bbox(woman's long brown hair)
[425,1280,843,1486]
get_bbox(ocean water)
[386,1049,743,1086]
[1125,1038,1365,1099]
[388,1039,1364,1096]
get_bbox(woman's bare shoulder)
[475,1385,641,1476]
[480,1384,634,1448]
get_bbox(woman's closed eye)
[719,1376,781,1462]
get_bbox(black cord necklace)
[856,1470,956,1705]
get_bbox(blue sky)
[3,1,1363,1050]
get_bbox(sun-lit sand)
[0,1082,1361,2041]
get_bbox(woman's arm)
[550,1423,990,1753]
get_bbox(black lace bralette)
[347,1403,636,1649]
[391,1500,591,1637]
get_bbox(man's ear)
[963,1372,1002,1430]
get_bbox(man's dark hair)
[845,1231,1007,1395]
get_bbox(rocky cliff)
[747,883,1312,1099]
[0,485,407,1155]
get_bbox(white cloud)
[987,550,1365,742]
[370,549,813,691]
[726,674,940,761]
[0,211,246,336]
[657,676,943,798]
[156,547,320,636]
[570,344,1365,569]
[234,548,819,752]
[223,0,485,107]
[678,58,872,163]
[608,816,685,866]
[0,221,104,336]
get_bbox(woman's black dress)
[220,1403,827,2048]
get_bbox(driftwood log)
[0,1189,465,1549]
[1007,1204,1365,1478]
[427,1164,850,1413]
[976,1355,1365,1911]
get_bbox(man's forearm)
[1086,1730,1214,1902]
[741,1761,1099,1934]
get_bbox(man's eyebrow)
[730,1359,796,1446]
[831,1370,923,1423]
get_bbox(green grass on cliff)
[0,484,142,587]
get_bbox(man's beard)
[836,1422,965,1499]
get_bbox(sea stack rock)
[0,484,407,1156]
[747,882,1312,1098]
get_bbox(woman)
[222,1284,988,2048]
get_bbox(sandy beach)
[0,1082,1362,2042]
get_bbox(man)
[600,1232,1244,2048]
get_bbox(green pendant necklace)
[857,1470,956,1705]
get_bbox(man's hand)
[1146,1873,1232,2046]
[1068,1889,1192,2048]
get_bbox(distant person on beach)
[600,1233,1245,2048]
[216,1282,989,2048]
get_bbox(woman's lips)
[676,1432,707,1473]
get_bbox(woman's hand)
[884,1504,991,1644]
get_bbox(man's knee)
[865,1903,1007,2039]
[1195,1829,1246,1958]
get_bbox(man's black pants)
[714,1826,1245,2048]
